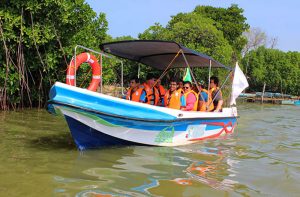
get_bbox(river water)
[0,103,299,197]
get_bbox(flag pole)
[208,70,232,108]
[206,60,212,111]
[152,49,182,88]
[180,50,200,92]
[229,62,249,106]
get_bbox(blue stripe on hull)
[87,110,236,132]
[65,115,142,150]
[58,104,236,132]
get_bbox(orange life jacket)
[177,88,183,93]
[184,90,198,111]
[164,89,183,110]
[126,87,143,102]
[141,83,159,105]
[157,85,166,102]
[198,89,214,112]
[209,87,221,111]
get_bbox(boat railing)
[73,45,125,95]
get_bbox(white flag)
[230,62,249,105]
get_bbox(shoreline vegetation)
[1,1,299,110]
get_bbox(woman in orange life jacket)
[126,77,142,102]
[181,81,198,111]
[154,78,166,106]
[197,81,214,112]
[209,76,223,112]
[139,73,159,105]
[163,78,186,110]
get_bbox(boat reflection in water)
[54,144,239,196]
[180,146,239,190]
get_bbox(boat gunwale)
[47,100,239,123]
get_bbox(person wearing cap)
[139,74,160,105]
[163,78,185,110]
[181,81,198,111]
[197,81,214,112]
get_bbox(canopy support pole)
[121,61,124,95]
[208,70,232,109]
[180,51,199,91]
[180,51,206,103]
[74,45,111,92]
[99,54,102,93]
[152,49,182,88]
[206,60,212,111]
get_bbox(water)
[0,103,299,197]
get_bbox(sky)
[86,0,300,52]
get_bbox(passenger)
[197,82,214,112]
[139,74,159,105]
[155,78,166,106]
[210,76,223,112]
[181,81,198,111]
[163,79,185,110]
[126,78,142,102]
[192,83,199,94]
[177,80,184,92]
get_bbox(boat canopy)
[100,40,232,70]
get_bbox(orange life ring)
[66,52,101,92]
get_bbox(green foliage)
[100,36,138,85]
[138,23,167,40]
[139,11,234,85]
[194,4,249,55]
[1,1,298,110]
[0,0,108,108]
[140,13,233,64]
[242,47,300,95]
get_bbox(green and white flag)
[183,67,192,82]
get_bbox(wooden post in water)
[261,82,266,104]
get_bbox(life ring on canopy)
[66,52,101,92]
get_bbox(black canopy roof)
[99,40,231,70]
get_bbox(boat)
[294,100,300,106]
[47,40,244,150]
[280,100,295,105]
[238,93,256,98]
